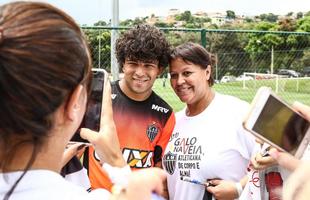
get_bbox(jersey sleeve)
[157,112,176,157]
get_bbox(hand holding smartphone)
[243,87,310,158]
[70,68,107,143]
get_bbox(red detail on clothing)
[249,170,260,188]
[265,172,283,200]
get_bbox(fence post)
[201,29,207,48]
[111,0,119,81]
[111,30,119,80]
[215,53,218,82]
[276,75,279,93]
[98,34,101,68]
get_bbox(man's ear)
[121,64,125,72]
[158,67,164,76]
[205,65,211,80]
[66,84,86,121]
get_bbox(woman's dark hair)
[115,24,171,69]
[0,2,92,199]
[170,42,216,86]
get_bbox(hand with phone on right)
[252,101,310,171]
[273,102,310,200]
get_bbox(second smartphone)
[70,68,107,143]
[243,87,310,158]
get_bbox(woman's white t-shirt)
[163,93,256,200]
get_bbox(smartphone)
[243,87,310,158]
[70,68,107,143]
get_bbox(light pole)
[256,40,261,74]
[270,45,274,74]
[111,0,119,80]
[257,40,274,74]
[215,53,218,82]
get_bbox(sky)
[1,0,310,25]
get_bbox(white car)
[220,76,236,83]
[236,75,254,81]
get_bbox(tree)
[94,20,107,26]
[176,11,194,23]
[297,12,304,19]
[277,18,297,31]
[259,13,278,23]
[286,12,294,17]
[244,20,288,73]
[132,17,147,25]
[301,51,310,67]
[206,31,251,77]
[226,10,236,19]
[119,17,146,27]
[167,32,200,47]
[119,19,133,26]
[255,21,276,31]
[154,22,173,28]
[83,29,111,70]
[245,17,254,23]
[297,16,310,32]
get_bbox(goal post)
[242,72,310,93]
[242,72,282,93]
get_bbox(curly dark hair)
[116,24,171,69]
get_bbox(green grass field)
[153,78,310,112]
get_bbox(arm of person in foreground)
[206,176,248,200]
[282,161,310,200]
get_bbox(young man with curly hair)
[86,24,176,191]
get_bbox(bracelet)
[110,184,126,199]
[102,163,131,186]
[235,182,243,198]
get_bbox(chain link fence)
[82,26,310,111]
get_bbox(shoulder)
[111,80,119,91]
[175,108,186,119]
[150,91,174,115]
[213,93,250,120]
[214,93,249,111]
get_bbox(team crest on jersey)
[146,123,159,142]
[163,151,177,175]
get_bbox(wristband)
[235,182,243,198]
[102,163,131,186]
[110,184,126,200]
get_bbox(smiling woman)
[163,42,256,200]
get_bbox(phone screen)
[252,95,309,152]
[70,69,105,143]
